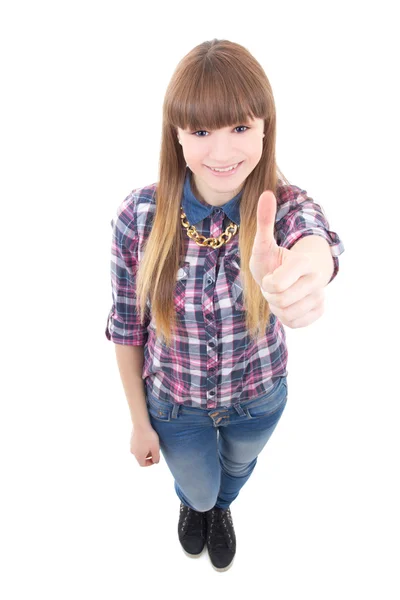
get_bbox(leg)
[215,377,288,509]
[145,394,221,512]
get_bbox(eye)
[192,125,250,137]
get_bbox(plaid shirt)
[106,169,345,409]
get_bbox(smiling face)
[177,117,265,206]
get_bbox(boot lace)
[180,504,204,537]
[208,507,234,550]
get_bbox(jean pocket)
[242,377,288,419]
[146,394,172,422]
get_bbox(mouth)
[205,161,244,176]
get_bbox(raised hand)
[249,191,326,329]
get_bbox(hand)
[249,191,326,329]
[130,425,161,467]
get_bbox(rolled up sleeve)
[105,209,149,345]
[275,186,345,284]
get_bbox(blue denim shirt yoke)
[181,169,242,227]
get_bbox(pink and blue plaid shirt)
[106,169,345,409]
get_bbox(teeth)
[210,163,239,172]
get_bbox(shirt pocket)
[224,252,244,311]
[145,262,190,318]
[174,262,191,317]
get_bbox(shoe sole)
[181,546,205,558]
[208,554,235,572]
[182,544,235,569]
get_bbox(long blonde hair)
[136,38,291,347]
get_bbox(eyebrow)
[187,121,253,131]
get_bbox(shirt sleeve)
[275,185,345,284]
[105,202,150,345]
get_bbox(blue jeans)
[145,376,288,512]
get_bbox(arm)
[114,344,152,430]
[251,189,344,329]
[106,200,151,429]
[274,185,345,286]
[290,235,334,287]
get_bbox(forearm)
[114,344,151,429]
[290,235,334,286]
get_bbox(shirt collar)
[181,168,242,226]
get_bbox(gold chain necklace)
[180,206,239,248]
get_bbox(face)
[177,117,265,206]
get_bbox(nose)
[208,133,237,164]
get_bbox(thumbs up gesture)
[249,191,326,329]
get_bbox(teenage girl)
[105,38,345,572]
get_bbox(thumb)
[252,191,278,256]
[151,445,160,464]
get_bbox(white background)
[1,0,399,598]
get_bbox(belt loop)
[233,402,246,416]
[171,404,180,419]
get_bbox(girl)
[105,38,345,572]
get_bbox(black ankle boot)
[205,506,236,571]
[178,502,207,557]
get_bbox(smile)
[205,161,243,176]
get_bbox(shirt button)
[209,390,215,396]
[209,341,215,348]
